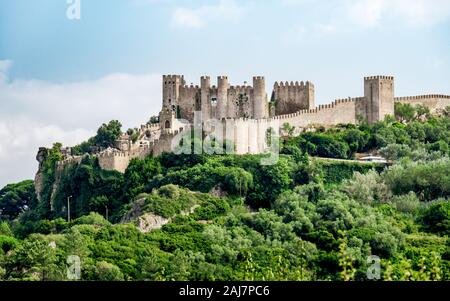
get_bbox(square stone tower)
[363,76,395,123]
[163,75,185,111]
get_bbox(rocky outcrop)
[209,185,228,198]
[121,197,200,233]
[134,213,170,233]
[34,147,48,202]
[120,198,170,233]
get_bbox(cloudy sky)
[1,0,450,187]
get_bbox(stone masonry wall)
[272,97,358,129]
[395,95,450,113]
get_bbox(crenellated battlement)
[163,74,184,82]
[272,79,315,114]
[46,74,450,176]
[229,85,253,93]
[180,84,200,90]
[364,75,394,81]
[271,95,360,121]
[140,123,160,131]
[395,94,450,101]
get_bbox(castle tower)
[364,76,395,123]
[201,76,211,120]
[162,75,185,111]
[305,81,315,110]
[217,76,229,119]
[159,106,176,133]
[253,76,267,119]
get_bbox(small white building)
[358,155,387,164]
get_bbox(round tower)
[253,76,267,119]
[217,76,229,119]
[201,76,211,120]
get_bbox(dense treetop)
[0,112,449,281]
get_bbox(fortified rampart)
[38,74,450,179]
[163,75,271,121]
[395,95,450,113]
[272,97,361,129]
[272,81,315,115]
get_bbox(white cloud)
[282,23,337,43]
[314,23,338,35]
[171,0,244,29]
[0,60,162,187]
[347,0,385,28]
[346,0,450,28]
[0,60,12,83]
[283,0,450,41]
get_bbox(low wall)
[98,152,130,173]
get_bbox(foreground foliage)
[1,116,449,281]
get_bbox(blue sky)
[0,0,450,186]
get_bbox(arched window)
[165,120,171,129]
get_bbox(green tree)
[95,120,122,148]
[0,180,37,221]
[223,168,253,196]
[415,104,430,120]
[93,261,124,281]
[420,201,450,235]
[123,156,162,200]
[6,238,62,281]
[395,102,416,122]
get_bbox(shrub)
[389,192,421,213]
[0,235,18,253]
[420,201,450,235]
[73,212,110,227]
[93,261,124,281]
[342,170,390,204]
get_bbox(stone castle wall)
[44,75,450,176]
[163,75,270,122]
[395,95,450,113]
[98,144,153,173]
[272,81,315,115]
[272,97,359,129]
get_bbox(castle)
[161,75,314,121]
[38,75,450,175]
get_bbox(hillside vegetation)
[0,109,449,281]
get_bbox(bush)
[420,201,450,235]
[343,170,390,204]
[389,192,421,214]
[143,185,196,218]
[0,222,13,236]
[383,158,450,201]
[93,261,124,281]
[158,184,180,199]
[370,232,398,258]
[73,212,110,227]
[0,235,18,253]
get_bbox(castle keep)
[161,75,396,124]
[38,74,450,174]
[162,75,270,121]
[162,75,317,122]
